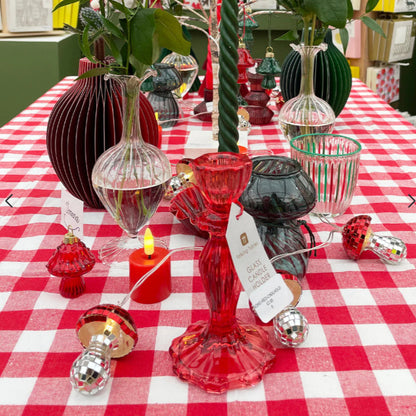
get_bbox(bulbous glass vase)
[92,73,171,263]
[161,52,199,99]
[278,44,336,141]
[147,63,183,128]
[240,156,316,279]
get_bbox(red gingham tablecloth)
[1,78,416,416]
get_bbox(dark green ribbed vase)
[280,32,352,117]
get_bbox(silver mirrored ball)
[273,306,309,347]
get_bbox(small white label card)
[61,188,84,238]
[226,203,293,323]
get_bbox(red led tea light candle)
[129,228,171,304]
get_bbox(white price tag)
[226,203,293,323]
[238,130,249,148]
[61,188,84,238]
[206,102,213,112]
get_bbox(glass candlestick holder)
[169,152,276,394]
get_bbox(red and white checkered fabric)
[0,78,416,415]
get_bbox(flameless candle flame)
[144,228,155,258]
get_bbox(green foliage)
[304,0,348,28]
[53,0,89,12]
[339,27,349,54]
[54,0,191,76]
[366,0,381,12]
[276,0,384,48]
[361,15,386,38]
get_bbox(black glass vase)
[240,156,316,278]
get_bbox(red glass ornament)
[342,215,371,260]
[169,152,276,394]
[46,230,96,298]
[59,277,86,299]
[245,75,270,107]
[237,42,255,85]
[246,105,274,125]
[170,186,209,238]
[342,215,406,263]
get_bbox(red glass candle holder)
[169,152,276,394]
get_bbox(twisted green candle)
[218,0,239,153]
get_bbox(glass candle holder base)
[169,319,276,394]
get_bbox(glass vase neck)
[291,43,327,97]
[105,73,156,145]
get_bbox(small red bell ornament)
[46,228,96,298]
[237,40,255,85]
[342,215,407,264]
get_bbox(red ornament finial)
[342,215,406,264]
[46,228,96,298]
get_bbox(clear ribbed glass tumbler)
[290,133,361,217]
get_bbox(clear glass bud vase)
[278,44,336,141]
[92,74,171,263]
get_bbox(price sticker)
[226,203,293,323]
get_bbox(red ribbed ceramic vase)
[46,58,159,208]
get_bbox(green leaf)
[361,15,386,37]
[76,67,110,80]
[102,16,125,39]
[277,0,299,12]
[339,27,349,53]
[346,0,354,20]
[154,9,191,56]
[63,23,81,35]
[304,0,348,28]
[99,0,106,16]
[129,56,148,78]
[103,36,123,66]
[365,0,380,13]
[81,25,95,62]
[53,0,89,12]
[130,9,157,65]
[108,0,133,18]
[274,30,300,42]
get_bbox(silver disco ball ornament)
[273,306,309,347]
[70,304,138,395]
